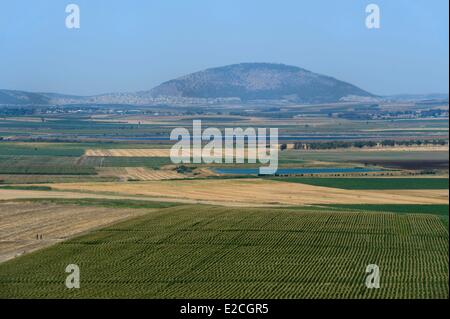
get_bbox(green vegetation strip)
[0,166,96,175]
[0,155,98,175]
[0,185,51,191]
[0,143,85,157]
[321,204,449,216]
[14,198,180,209]
[271,177,449,190]
[0,205,448,299]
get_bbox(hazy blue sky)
[0,0,448,96]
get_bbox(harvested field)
[100,157,173,169]
[85,149,170,157]
[0,202,150,263]
[99,167,187,181]
[48,179,449,205]
[85,148,277,161]
[0,189,269,207]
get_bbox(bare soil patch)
[0,202,149,263]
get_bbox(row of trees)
[290,139,448,150]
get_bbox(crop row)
[0,205,448,298]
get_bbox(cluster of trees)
[291,139,448,150]
[419,109,448,117]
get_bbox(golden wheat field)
[85,149,171,157]
[98,167,188,181]
[46,179,449,205]
[85,148,278,160]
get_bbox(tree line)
[285,139,448,150]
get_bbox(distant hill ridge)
[146,63,373,103]
[0,90,51,106]
[2,63,446,106]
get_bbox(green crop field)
[271,177,449,190]
[321,204,450,228]
[0,118,172,136]
[0,204,448,299]
[0,174,117,184]
[0,185,52,191]
[0,143,86,157]
[0,156,96,175]
[0,166,96,175]
[321,204,449,216]
[281,149,450,162]
[20,198,180,209]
